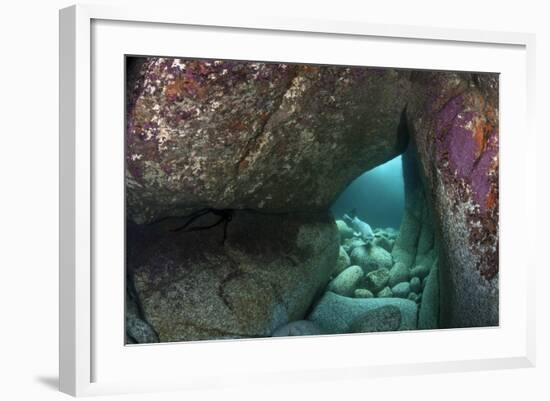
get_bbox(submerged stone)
[336,220,355,242]
[410,264,431,280]
[407,292,419,302]
[342,237,367,255]
[349,305,402,333]
[391,282,411,298]
[308,292,417,334]
[350,245,392,274]
[334,246,351,276]
[354,288,374,298]
[364,268,390,293]
[271,320,323,337]
[328,265,365,297]
[374,235,393,253]
[377,287,393,298]
[388,261,410,288]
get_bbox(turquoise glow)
[330,156,404,229]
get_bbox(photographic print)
[124,56,499,344]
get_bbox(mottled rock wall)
[407,72,499,328]
[127,211,338,342]
[126,58,410,224]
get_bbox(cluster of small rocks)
[329,220,431,306]
[270,218,438,337]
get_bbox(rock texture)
[342,237,367,255]
[407,72,499,327]
[350,245,393,274]
[328,265,365,297]
[391,282,411,299]
[419,264,440,329]
[126,58,411,224]
[377,287,393,298]
[410,264,431,280]
[271,320,323,337]
[373,235,393,252]
[388,262,410,288]
[126,289,159,344]
[391,143,437,270]
[410,277,422,294]
[129,211,338,342]
[354,289,374,299]
[308,292,417,333]
[349,305,402,333]
[364,268,390,293]
[336,220,355,241]
[334,246,352,276]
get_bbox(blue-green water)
[330,156,404,229]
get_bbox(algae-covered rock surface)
[407,72,499,328]
[126,58,410,224]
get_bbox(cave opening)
[321,135,441,333]
[330,155,405,230]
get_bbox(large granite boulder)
[126,58,411,223]
[407,71,499,328]
[128,211,338,342]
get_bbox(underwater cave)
[125,57,499,344]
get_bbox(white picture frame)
[59,4,536,397]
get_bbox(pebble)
[391,282,411,298]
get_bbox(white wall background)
[0,0,547,399]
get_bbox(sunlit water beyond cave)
[330,156,405,229]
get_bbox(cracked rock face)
[126,58,410,224]
[407,71,499,327]
[128,211,338,342]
